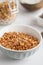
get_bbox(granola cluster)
[0,32,39,50]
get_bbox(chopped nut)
[19,42,24,46]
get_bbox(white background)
[0,3,43,65]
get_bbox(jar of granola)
[0,0,18,25]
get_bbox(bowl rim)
[0,24,42,52]
[19,0,42,5]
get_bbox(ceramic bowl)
[19,0,43,11]
[36,12,43,27]
[0,25,42,59]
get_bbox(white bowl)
[0,24,42,59]
[36,12,43,27]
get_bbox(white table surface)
[0,4,43,65]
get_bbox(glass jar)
[0,0,18,25]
